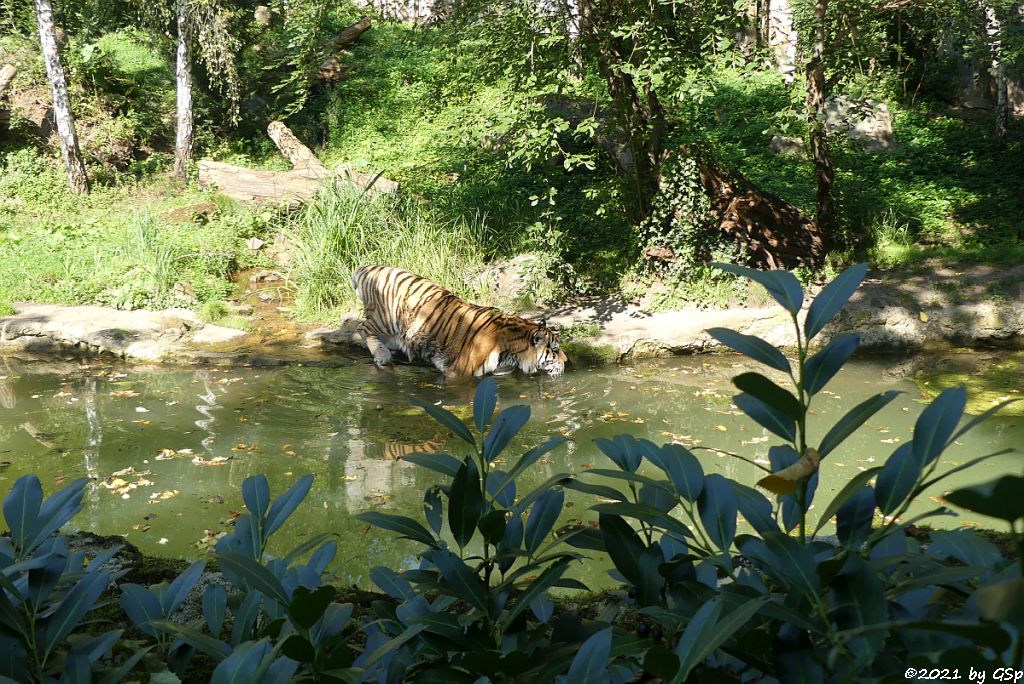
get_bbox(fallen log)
[199,121,398,206]
[312,17,372,85]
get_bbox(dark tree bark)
[174,0,194,181]
[577,0,667,221]
[805,0,836,242]
[33,0,88,194]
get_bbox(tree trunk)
[577,0,667,221]
[986,5,1007,150]
[805,0,836,243]
[174,0,194,181]
[33,0,88,194]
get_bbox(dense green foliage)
[2,0,1022,318]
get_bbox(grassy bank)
[2,23,1022,322]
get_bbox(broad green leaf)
[4,475,42,550]
[211,640,271,684]
[215,553,289,607]
[483,405,531,462]
[424,486,443,535]
[590,502,694,542]
[712,263,803,314]
[411,396,476,447]
[561,478,627,502]
[804,334,859,396]
[355,511,437,546]
[728,482,777,535]
[369,566,415,601]
[733,372,802,419]
[677,597,767,681]
[478,509,508,546]
[813,467,882,537]
[203,584,227,638]
[804,263,868,339]
[875,444,921,515]
[762,532,820,598]
[599,514,645,587]
[449,460,482,549]
[161,560,206,615]
[818,391,901,458]
[45,571,110,655]
[705,327,791,373]
[423,549,488,613]
[27,478,88,554]
[473,378,498,433]
[264,474,314,539]
[289,585,337,630]
[660,443,704,503]
[491,437,566,501]
[503,558,572,627]
[912,385,966,467]
[525,490,563,555]
[242,475,271,519]
[978,577,1024,623]
[673,598,722,676]
[942,475,1024,522]
[836,486,874,549]
[698,474,738,551]
[402,452,462,478]
[734,393,796,442]
[566,627,612,683]
[119,584,163,637]
[594,434,642,472]
[830,555,886,665]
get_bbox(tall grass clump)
[285,181,487,319]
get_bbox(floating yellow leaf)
[757,448,821,496]
[919,311,929,322]
[714,425,728,432]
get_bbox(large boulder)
[825,95,897,152]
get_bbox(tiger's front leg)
[359,324,393,368]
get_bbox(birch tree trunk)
[174,0,194,181]
[985,5,1007,150]
[805,0,836,241]
[33,0,88,194]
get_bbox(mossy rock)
[907,351,1024,416]
[564,340,620,367]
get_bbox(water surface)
[0,352,1020,588]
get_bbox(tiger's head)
[513,319,568,376]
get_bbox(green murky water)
[0,352,1020,588]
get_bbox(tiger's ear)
[536,318,547,328]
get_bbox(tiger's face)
[521,322,568,376]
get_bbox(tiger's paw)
[372,347,393,367]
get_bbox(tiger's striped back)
[352,265,567,377]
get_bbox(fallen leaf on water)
[714,425,728,432]
[580,463,593,469]
[158,538,169,545]
[144,513,157,520]
[194,529,225,551]
[880,438,900,444]
[131,523,152,532]
[109,390,140,398]
[132,419,150,425]
[193,456,231,466]
[135,407,149,413]
[343,475,358,482]
[111,466,137,477]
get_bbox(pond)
[0,351,1020,589]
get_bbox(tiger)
[352,265,568,378]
